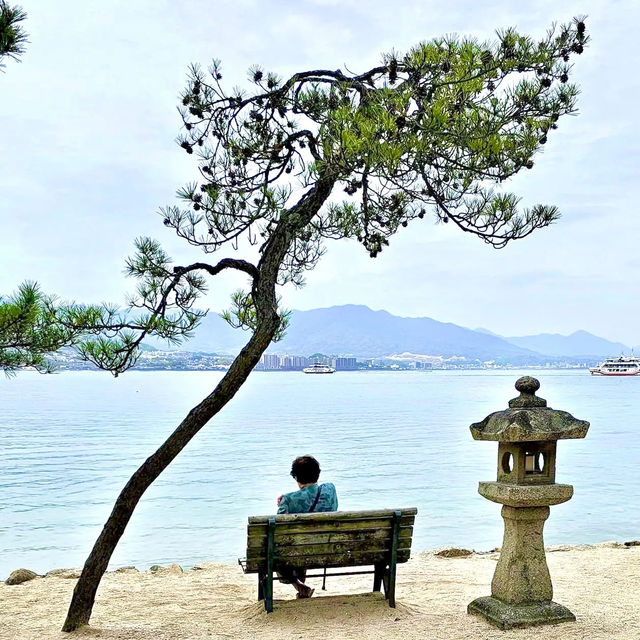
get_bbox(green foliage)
[73,238,207,375]
[0,282,101,375]
[0,239,210,376]
[221,290,290,341]
[0,1,27,70]
[171,17,587,265]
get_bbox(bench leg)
[380,566,397,606]
[264,571,274,613]
[265,516,275,613]
[387,563,397,608]
[387,509,401,608]
[258,570,265,601]
[373,563,384,592]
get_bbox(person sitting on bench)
[276,455,338,598]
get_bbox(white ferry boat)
[589,356,640,376]
[303,362,335,374]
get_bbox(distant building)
[280,355,309,370]
[332,357,358,370]
[262,354,280,370]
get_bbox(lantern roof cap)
[470,377,589,442]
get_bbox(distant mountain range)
[503,330,629,358]
[273,305,537,361]
[148,304,631,363]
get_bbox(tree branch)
[173,258,258,279]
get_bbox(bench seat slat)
[244,549,412,573]
[247,524,414,543]
[248,507,417,525]
[247,539,413,559]
[247,527,413,550]
[247,516,415,538]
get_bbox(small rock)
[114,566,139,574]
[149,563,183,574]
[601,541,626,549]
[435,548,473,558]
[624,540,640,547]
[166,563,183,573]
[44,568,81,579]
[6,569,39,585]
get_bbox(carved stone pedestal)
[467,505,575,629]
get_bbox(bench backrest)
[245,508,417,573]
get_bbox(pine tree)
[61,18,588,631]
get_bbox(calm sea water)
[0,369,638,577]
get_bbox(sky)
[1,0,639,345]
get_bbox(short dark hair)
[290,455,321,484]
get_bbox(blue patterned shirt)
[277,482,338,514]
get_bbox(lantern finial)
[509,376,547,408]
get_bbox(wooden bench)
[238,507,418,612]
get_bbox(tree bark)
[62,173,336,632]
[61,317,278,631]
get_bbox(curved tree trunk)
[62,174,337,632]
[61,317,278,631]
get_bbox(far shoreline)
[14,366,593,374]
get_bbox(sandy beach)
[1,542,638,640]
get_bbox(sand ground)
[1,543,638,640]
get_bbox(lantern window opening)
[501,451,514,475]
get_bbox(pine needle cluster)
[0,1,27,70]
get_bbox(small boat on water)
[589,355,640,376]
[303,362,335,374]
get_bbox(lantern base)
[468,596,575,629]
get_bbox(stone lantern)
[467,376,589,629]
